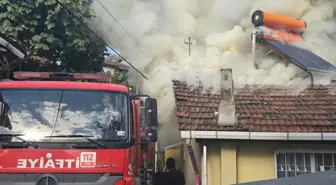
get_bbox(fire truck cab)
[0,71,158,185]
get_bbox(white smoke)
[90,0,336,146]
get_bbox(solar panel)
[264,39,336,74]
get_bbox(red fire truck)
[0,71,158,185]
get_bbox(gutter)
[181,131,336,141]
[202,143,207,185]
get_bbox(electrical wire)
[54,0,148,80]
[94,16,122,41]
[95,0,189,54]
[96,0,140,46]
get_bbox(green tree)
[0,0,105,73]
[109,70,135,93]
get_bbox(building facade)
[173,69,336,185]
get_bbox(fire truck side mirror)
[151,98,158,126]
[144,98,158,126]
[150,128,158,142]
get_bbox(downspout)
[186,139,201,185]
[202,142,207,185]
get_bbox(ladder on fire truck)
[138,91,154,185]
[136,86,164,185]
[140,143,165,185]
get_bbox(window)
[276,151,336,178]
[0,89,128,142]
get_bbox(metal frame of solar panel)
[263,39,336,74]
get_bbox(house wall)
[203,140,336,185]
[237,142,275,183]
[165,146,184,171]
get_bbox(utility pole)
[184,37,192,56]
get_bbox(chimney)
[217,69,236,126]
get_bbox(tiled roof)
[172,80,336,132]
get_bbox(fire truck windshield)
[0,89,128,143]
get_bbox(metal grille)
[36,174,58,185]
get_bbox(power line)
[96,0,140,46]
[94,14,142,50]
[94,16,122,41]
[54,0,148,80]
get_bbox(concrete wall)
[200,140,336,185]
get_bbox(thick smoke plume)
[90,0,336,146]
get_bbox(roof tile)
[173,81,336,132]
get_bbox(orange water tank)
[252,10,307,34]
[255,31,304,43]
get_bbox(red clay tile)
[173,81,336,132]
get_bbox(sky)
[104,46,120,55]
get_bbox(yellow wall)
[205,141,336,185]
[207,142,238,185]
[221,143,237,184]
[205,141,275,185]
[237,143,275,183]
[207,142,221,185]
[165,147,184,171]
